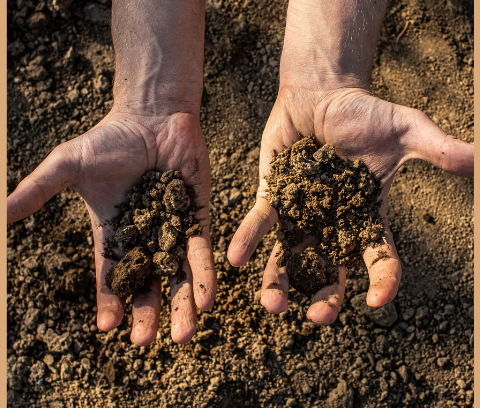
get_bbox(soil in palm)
[104,170,202,298]
[266,135,384,295]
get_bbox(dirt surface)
[267,138,384,295]
[103,170,201,298]
[7,0,473,407]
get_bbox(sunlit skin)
[228,0,473,324]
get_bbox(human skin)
[228,0,474,324]
[7,0,216,346]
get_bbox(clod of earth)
[267,135,384,296]
[286,249,329,296]
[104,247,151,298]
[104,170,202,298]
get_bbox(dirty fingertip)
[130,323,157,346]
[366,285,395,308]
[194,282,216,310]
[97,310,123,332]
[171,317,197,344]
[307,300,338,325]
[260,289,288,314]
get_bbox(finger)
[186,225,217,310]
[7,142,79,223]
[88,211,126,332]
[405,109,474,177]
[363,218,402,308]
[130,276,162,346]
[260,241,290,313]
[227,197,279,267]
[169,261,197,344]
[307,266,346,324]
[260,236,319,314]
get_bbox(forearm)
[111,0,206,115]
[280,0,388,91]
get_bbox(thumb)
[8,142,80,223]
[227,195,278,267]
[404,109,473,177]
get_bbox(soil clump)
[104,170,201,298]
[267,136,384,295]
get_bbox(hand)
[228,84,473,324]
[9,0,212,345]
[228,0,473,326]
[7,107,216,345]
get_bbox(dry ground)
[7,0,473,407]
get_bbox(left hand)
[228,84,473,324]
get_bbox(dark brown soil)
[104,170,201,297]
[285,249,330,296]
[267,137,383,295]
[105,247,151,299]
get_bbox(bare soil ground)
[7,0,473,407]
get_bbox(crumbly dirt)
[6,0,474,407]
[104,170,201,297]
[266,137,384,295]
[285,249,329,297]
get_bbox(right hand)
[7,106,216,346]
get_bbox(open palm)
[7,108,216,345]
[228,86,473,324]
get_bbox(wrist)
[279,0,387,92]
[111,0,205,116]
[113,79,203,118]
